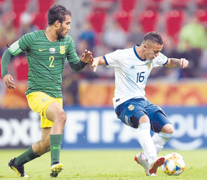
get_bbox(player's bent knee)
[57,110,67,124]
[162,124,174,134]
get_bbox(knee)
[57,110,67,125]
[162,124,174,134]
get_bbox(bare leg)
[32,128,51,156]
[46,102,66,135]
[44,102,66,177]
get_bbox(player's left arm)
[80,49,93,63]
[164,58,189,69]
[68,49,93,72]
[66,37,93,72]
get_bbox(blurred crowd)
[1,0,207,106]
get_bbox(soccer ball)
[161,152,185,176]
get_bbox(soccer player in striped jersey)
[1,5,93,178]
[91,32,189,176]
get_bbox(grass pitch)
[0,149,207,180]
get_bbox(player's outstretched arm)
[91,56,106,72]
[68,49,94,72]
[164,58,189,69]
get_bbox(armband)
[8,40,23,56]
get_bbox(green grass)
[0,149,207,180]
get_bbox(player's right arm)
[92,50,120,72]
[91,56,106,72]
[1,40,24,89]
[1,33,34,89]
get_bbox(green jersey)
[15,30,85,98]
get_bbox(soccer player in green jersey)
[1,5,93,178]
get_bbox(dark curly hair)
[47,4,71,25]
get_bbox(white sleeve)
[104,50,120,68]
[152,52,168,68]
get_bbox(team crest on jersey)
[49,48,56,54]
[59,46,66,54]
[128,104,134,111]
[147,62,151,69]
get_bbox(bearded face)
[56,24,65,40]
[56,15,71,40]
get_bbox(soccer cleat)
[134,153,157,176]
[8,158,29,177]
[149,156,165,174]
[50,163,64,178]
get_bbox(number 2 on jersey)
[49,56,55,67]
[136,72,145,83]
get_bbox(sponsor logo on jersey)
[49,48,56,54]
[130,65,135,69]
[39,48,46,52]
[59,46,65,54]
[42,97,48,102]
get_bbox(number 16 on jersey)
[136,72,145,83]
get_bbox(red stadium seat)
[87,11,107,33]
[165,10,185,44]
[33,12,47,30]
[11,0,29,14]
[14,57,28,81]
[37,0,56,13]
[196,9,207,21]
[196,9,207,27]
[11,0,29,28]
[196,0,207,8]
[138,10,159,33]
[144,0,164,11]
[113,10,132,32]
[118,0,138,12]
[170,0,191,9]
[13,13,21,29]
[0,0,5,12]
[0,0,5,6]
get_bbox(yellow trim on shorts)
[26,92,62,128]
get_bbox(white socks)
[152,132,172,154]
[137,122,157,161]
[138,124,173,162]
